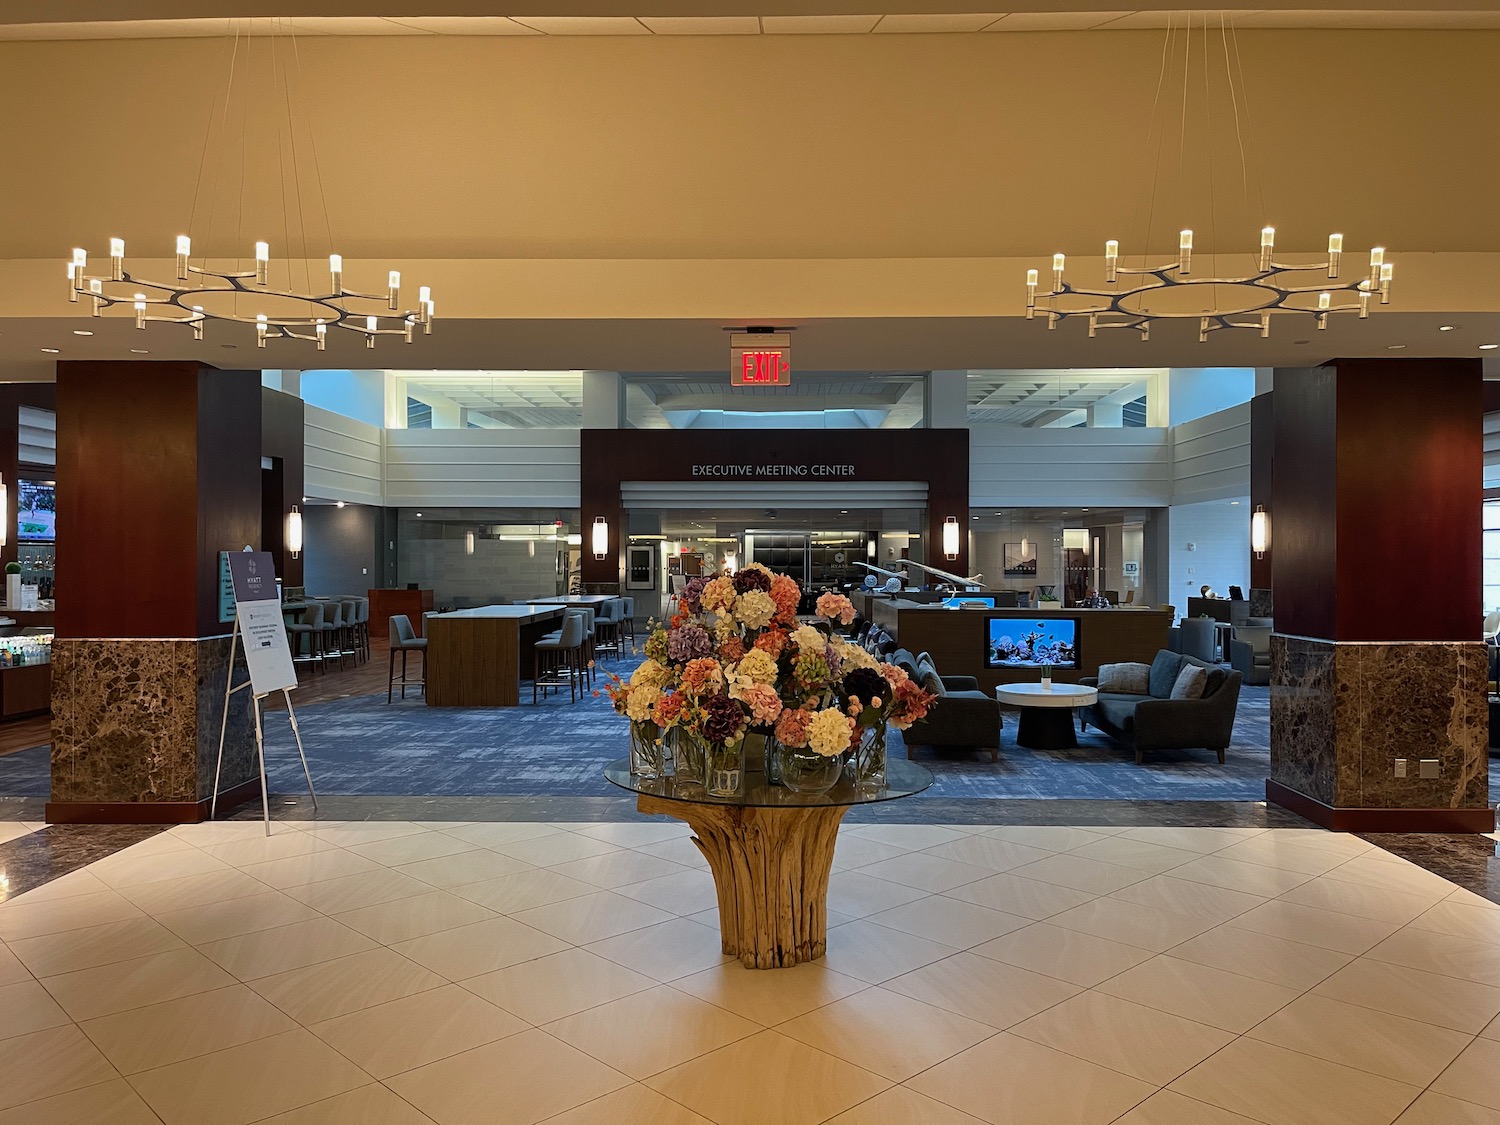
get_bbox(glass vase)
[705,737,745,798]
[674,728,705,785]
[629,720,666,780]
[777,743,844,795]
[851,723,888,791]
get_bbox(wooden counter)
[368,588,435,638]
[0,662,50,718]
[425,605,565,707]
[870,601,1172,691]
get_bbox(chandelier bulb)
[192,304,205,339]
[256,313,268,347]
[1260,312,1271,338]
[66,262,78,303]
[254,242,269,285]
[329,254,343,294]
[388,270,400,311]
[1328,233,1343,278]
[1379,261,1393,303]
[133,292,147,330]
[110,238,125,281]
[404,318,414,344]
[1051,253,1065,294]
[1358,285,1371,319]
[424,300,434,333]
[1105,239,1119,283]
[176,235,191,280]
[365,315,377,349]
[1259,226,1275,270]
[89,278,102,316]
[72,247,87,272]
[1178,229,1193,275]
[1025,268,1038,315]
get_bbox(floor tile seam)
[1149,930,1350,997]
[0,1076,167,1125]
[197,929,383,985]
[1362,943,1500,990]
[74,984,301,1077]
[252,974,455,1030]
[1100,884,1271,926]
[303,996,534,1081]
[1103,1088,1278,1125]
[1027,906,1216,954]
[325,894,506,945]
[1267,884,1446,928]
[123,870,287,916]
[535,1017,744,1086]
[1402,915,1500,949]
[778,1016,1009,1087]
[156,899,334,946]
[37,956,241,1024]
[241,1082,432,1125]
[448,966,657,1028]
[1285,978,1500,1041]
[1004,1006,1224,1093]
[0,897,155,945]
[901,944,1088,1012]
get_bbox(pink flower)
[774,706,814,748]
[770,575,801,625]
[816,592,856,626]
[741,682,783,726]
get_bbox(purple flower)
[842,667,889,707]
[667,624,712,663]
[680,576,708,615]
[703,692,746,745]
[732,568,772,595]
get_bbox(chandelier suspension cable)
[68,18,434,351]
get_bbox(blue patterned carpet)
[4,672,1495,802]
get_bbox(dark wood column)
[1247,390,1273,616]
[1268,358,1490,831]
[261,387,306,590]
[50,361,264,823]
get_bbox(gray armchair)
[1080,650,1242,765]
[1179,617,1218,663]
[891,649,1001,762]
[1229,625,1271,686]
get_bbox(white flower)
[630,659,671,690]
[625,685,660,722]
[806,707,852,757]
[734,589,776,630]
[735,648,778,686]
[832,640,877,673]
[791,625,826,655]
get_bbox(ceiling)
[8,10,1500,37]
[967,369,1153,426]
[396,370,584,427]
[625,372,925,428]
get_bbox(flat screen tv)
[941,595,995,609]
[17,480,54,542]
[986,617,1079,669]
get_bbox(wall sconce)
[942,516,960,561]
[465,530,475,556]
[591,516,609,560]
[867,537,876,560]
[0,474,8,549]
[287,505,303,559]
[1251,505,1270,559]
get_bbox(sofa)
[1079,650,1242,765]
[1229,625,1271,686]
[891,648,1001,762]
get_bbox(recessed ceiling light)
[1481,344,1499,351]
[40,348,59,354]
[336,500,345,508]
[72,330,93,336]
[220,344,237,349]
[1388,344,1407,350]
[1439,325,1459,332]
[1294,339,1311,345]
[129,348,148,354]
[1230,500,1241,506]
[416,512,423,517]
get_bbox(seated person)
[1078,588,1111,608]
[1199,584,1219,599]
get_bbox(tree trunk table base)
[638,795,850,969]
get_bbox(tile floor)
[0,818,1498,1124]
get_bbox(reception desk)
[870,601,1172,691]
[425,604,565,707]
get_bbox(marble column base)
[1269,636,1493,831]
[49,637,260,821]
[1249,588,1274,618]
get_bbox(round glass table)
[606,757,933,969]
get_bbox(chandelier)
[67,239,433,350]
[1025,229,1392,341]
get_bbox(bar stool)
[593,599,622,661]
[533,611,585,703]
[286,601,324,673]
[317,600,348,672]
[339,597,363,663]
[352,597,371,662]
[387,614,427,702]
[620,596,636,648]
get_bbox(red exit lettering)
[739,350,791,385]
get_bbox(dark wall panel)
[1333,358,1481,641]
[1249,390,1273,592]
[579,428,970,585]
[303,504,381,597]
[1272,368,1338,641]
[195,369,262,636]
[260,387,306,588]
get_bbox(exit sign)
[729,332,792,387]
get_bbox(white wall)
[398,536,562,607]
[970,425,1172,508]
[304,404,383,506]
[1167,499,1251,608]
[1171,401,1251,505]
[384,429,581,508]
[1168,368,1255,427]
[970,525,1063,593]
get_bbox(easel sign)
[211,550,317,834]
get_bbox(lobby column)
[1267,358,1490,831]
[50,362,263,823]
[580,372,623,588]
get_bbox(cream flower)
[700,576,737,617]
[734,647,778,686]
[806,707,854,757]
[791,625,826,655]
[630,658,671,690]
[734,588,776,631]
[832,640,877,673]
[624,684,661,722]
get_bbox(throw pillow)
[1170,663,1208,700]
[920,670,946,698]
[1096,662,1151,694]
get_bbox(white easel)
[210,551,316,835]
[211,613,317,835]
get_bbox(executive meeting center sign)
[691,463,857,478]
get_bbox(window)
[1483,501,1500,612]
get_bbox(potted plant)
[4,562,20,610]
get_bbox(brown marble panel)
[51,637,256,805]
[1270,635,1337,805]
[1271,637,1488,812]
[194,635,259,801]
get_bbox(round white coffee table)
[994,682,1098,750]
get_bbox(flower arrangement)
[602,565,937,795]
